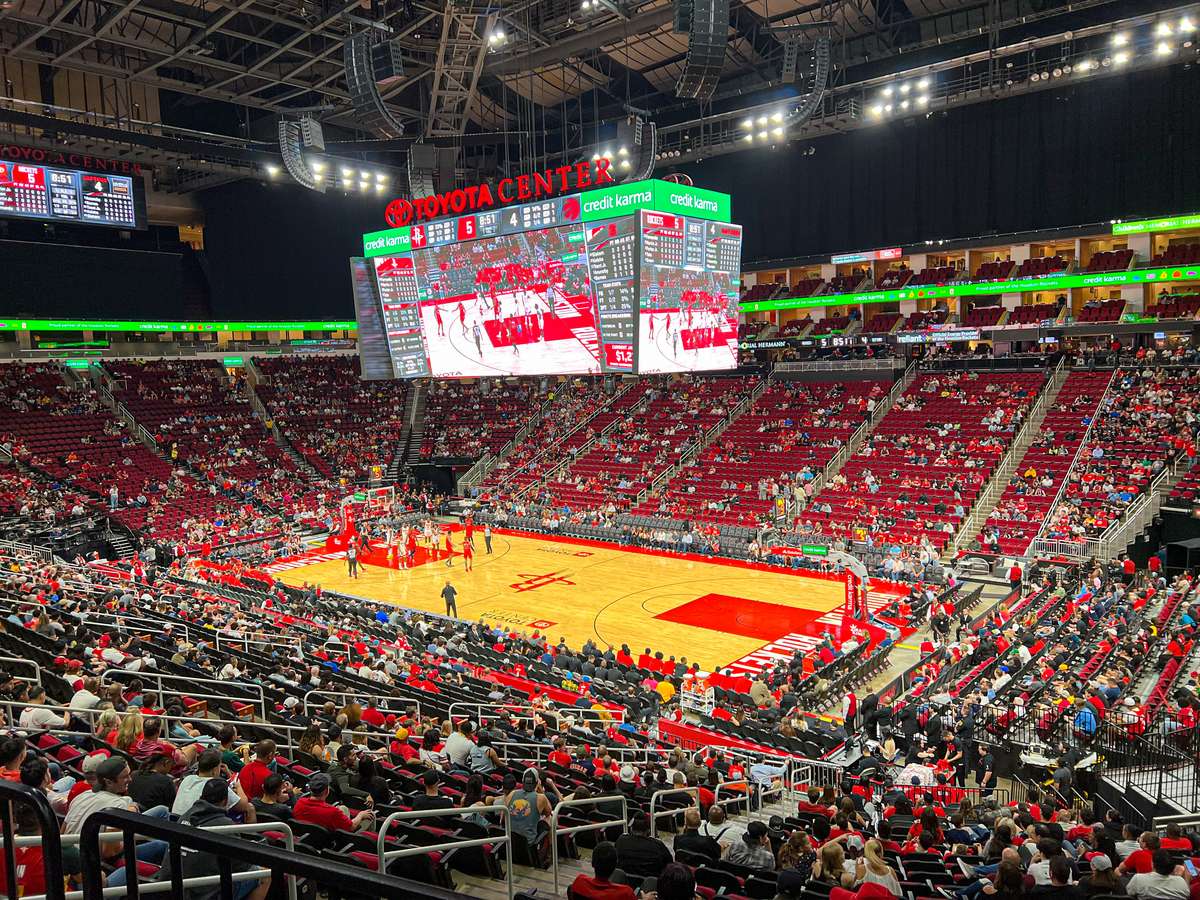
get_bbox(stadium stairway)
[244,378,323,480]
[948,358,1071,554]
[458,387,563,492]
[402,381,428,466]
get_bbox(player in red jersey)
[444,530,453,566]
[405,529,417,568]
[434,305,444,336]
[462,538,474,572]
[458,302,467,335]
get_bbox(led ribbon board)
[1112,213,1200,235]
[741,267,1200,313]
[0,319,356,332]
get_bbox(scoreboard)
[354,179,739,378]
[0,162,144,229]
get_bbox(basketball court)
[267,530,878,672]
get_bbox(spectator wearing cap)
[292,772,374,832]
[726,820,775,870]
[62,755,170,884]
[1076,853,1122,897]
[506,768,553,856]
[410,769,453,810]
[615,812,673,879]
[570,840,634,900]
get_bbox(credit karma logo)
[582,187,652,215]
[668,191,720,213]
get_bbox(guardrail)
[550,795,629,895]
[80,807,464,900]
[303,688,421,722]
[376,804,514,900]
[447,700,623,728]
[647,786,700,836]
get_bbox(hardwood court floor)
[276,532,844,671]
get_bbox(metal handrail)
[447,700,623,727]
[0,655,42,685]
[647,786,700,834]
[79,808,463,900]
[713,779,752,816]
[302,688,421,721]
[550,795,629,895]
[376,803,513,900]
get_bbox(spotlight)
[884,104,893,112]
[265,164,280,177]
[376,183,385,192]
[359,170,369,179]
[772,126,783,136]
[771,111,783,122]
[1102,56,1112,67]
[592,153,601,161]
[1052,67,1062,77]
[601,147,611,158]
[916,94,929,106]
[758,130,768,140]
[900,99,909,110]
[1114,51,1129,65]
[619,159,630,170]
[310,159,325,173]
[741,118,753,129]
[870,104,884,116]
[342,178,352,189]
[376,173,387,182]
[341,167,353,177]
[1077,59,1094,71]
[1112,32,1128,46]
[1157,41,1173,55]
[1182,16,1196,33]
[1040,70,1050,80]
[1157,22,1173,37]
[581,0,590,7]
[1062,63,1072,74]
[899,83,911,94]
[756,116,767,125]
[1030,72,1040,81]
[743,134,753,142]
[618,146,628,155]
[882,86,893,96]
[917,77,929,89]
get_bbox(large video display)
[357,182,740,378]
[637,211,742,375]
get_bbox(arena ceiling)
[0,0,1187,191]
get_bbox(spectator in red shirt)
[797,787,834,817]
[1160,823,1193,851]
[389,728,418,762]
[570,841,634,899]
[292,773,374,832]
[1117,832,1160,876]
[238,740,289,802]
[547,736,571,769]
[360,701,386,729]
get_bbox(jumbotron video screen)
[356,189,741,378]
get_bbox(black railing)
[79,808,471,900]
[0,781,65,900]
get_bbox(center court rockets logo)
[509,571,576,592]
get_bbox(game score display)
[0,162,144,229]
[356,202,742,379]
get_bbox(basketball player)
[462,537,474,572]
[434,305,444,337]
[444,530,453,567]
[458,301,468,335]
[405,527,417,568]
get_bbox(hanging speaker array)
[675,0,731,100]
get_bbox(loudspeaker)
[781,39,802,83]
[371,40,405,86]
[344,31,405,138]
[673,0,693,33]
[675,0,730,100]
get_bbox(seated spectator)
[1075,854,1123,897]
[644,862,700,900]
[673,807,720,862]
[172,749,254,820]
[292,773,374,832]
[570,840,635,899]
[615,813,673,879]
[410,769,453,810]
[252,774,294,823]
[129,752,177,812]
[725,820,775,869]
[1127,849,1190,899]
[172,778,272,900]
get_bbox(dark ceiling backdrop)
[686,62,1200,265]
[6,64,1198,320]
